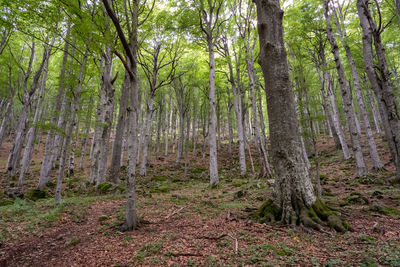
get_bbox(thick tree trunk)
[324,0,367,176]
[254,0,316,223]
[357,0,400,180]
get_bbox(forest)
[0,0,399,265]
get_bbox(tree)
[254,0,347,231]
[197,0,226,187]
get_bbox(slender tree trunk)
[208,37,219,186]
[109,70,129,183]
[7,41,45,177]
[246,48,272,177]
[139,97,154,175]
[367,89,381,133]
[192,100,197,154]
[89,46,115,185]
[224,41,246,175]
[18,34,56,189]
[357,0,400,180]
[165,87,172,156]
[37,40,74,190]
[324,0,367,176]
[55,46,89,202]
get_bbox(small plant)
[25,189,49,201]
[98,215,108,222]
[66,237,80,247]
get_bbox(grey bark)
[55,45,89,202]
[254,0,316,222]
[18,34,56,189]
[89,46,115,185]
[324,0,367,176]
[357,0,400,180]
[37,37,74,190]
[223,39,247,175]
[7,41,45,177]
[109,70,130,183]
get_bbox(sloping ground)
[0,135,400,266]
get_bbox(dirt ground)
[0,135,399,266]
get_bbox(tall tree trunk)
[254,0,317,225]
[165,87,172,156]
[324,0,367,176]
[357,0,400,180]
[139,97,154,175]
[37,39,74,190]
[224,40,246,175]
[7,41,45,177]
[89,46,115,185]
[246,47,272,177]
[367,89,381,134]
[208,37,218,186]
[55,45,89,202]
[18,34,56,189]
[109,70,130,183]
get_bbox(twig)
[164,206,185,220]
[228,235,238,254]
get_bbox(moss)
[98,215,108,222]
[0,198,14,207]
[369,202,400,217]
[97,182,113,193]
[358,235,375,243]
[171,177,181,183]
[232,179,247,187]
[45,181,56,189]
[153,175,168,182]
[66,237,80,247]
[306,207,321,223]
[256,199,281,222]
[340,193,369,206]
[327,215,347,232]
[311,198,333,221]
[25,189,49,201]
[150,184,170,193]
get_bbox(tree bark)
[55,45,89,202]
[357,0,400,180]
[18,34,56,189]
[324,0,367,176]
[109,70,129,183]
[254,0,316,223]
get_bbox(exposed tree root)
[254,198,350,232]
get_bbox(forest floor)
[0,135,400,266]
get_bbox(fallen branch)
[228,235,238,254]
[164,206,185,220]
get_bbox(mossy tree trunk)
[254,0,316,224]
